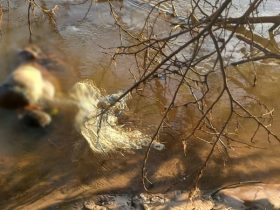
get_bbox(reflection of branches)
[28,1,32,42]
[108,1,142,42]
[0,5,3,29]
[66,0,90,6]
[80,0,93,21]
[28,0,59,24]
[27,0,59,42]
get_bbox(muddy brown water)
[0,1,280,209]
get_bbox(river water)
[0,0,279,209]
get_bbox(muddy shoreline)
[3,183,280,209]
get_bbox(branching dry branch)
[15,0,280,194]
[104,0,280,192]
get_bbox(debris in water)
[71,79,165,153]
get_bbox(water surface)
[0,1,279,209]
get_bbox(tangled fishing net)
[70,80,164,153]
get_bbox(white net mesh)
[70,80,164,153]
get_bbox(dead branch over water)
[107,0,280,192]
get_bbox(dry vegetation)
[2,0,280,194]
[106,0,280,193]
